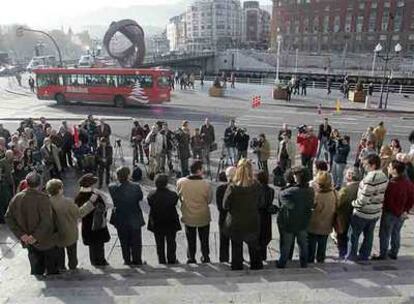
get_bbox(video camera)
[250,137,261,150]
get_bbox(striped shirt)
[352,170,389,220]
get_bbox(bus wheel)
[55,94,66,105]
[114,95,125,108]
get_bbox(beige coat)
[176,176,213,227]
[308,189,338,235]
[373,125,387,143]
[50,194,95,247]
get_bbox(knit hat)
[315,171,332,191]
[78,173,98,187]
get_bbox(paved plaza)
[0,76,414,303]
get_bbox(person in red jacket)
[374,160,414,260]
[296,126,318,176]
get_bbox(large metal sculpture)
[103,19,146,68]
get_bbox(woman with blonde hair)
[223,159,263,270]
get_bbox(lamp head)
[374,43,383,53]
[394,43,402,54]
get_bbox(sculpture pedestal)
[209,86,224,97]
[272,87,288,101]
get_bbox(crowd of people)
[1,115,414,276]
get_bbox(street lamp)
[375,40,402,109]
[16,26,63,67]
[275,33,282,84]
[371,43,383,77]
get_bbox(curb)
[5,89,31,97]
[264,102,414,115]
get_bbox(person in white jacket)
[145,123,167,177]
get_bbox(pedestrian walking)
[373,122,387,153]
[147,174,181,264]
[28,76,35,93]
[301,79,307,96]
[109,167,145,266]
[223,159,263,270]
[224,120,237,166]
[177,160,213,264]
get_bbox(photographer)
[224,120,237,166]
[130,120,145,165]
[296,126,318,176]
[95,137,113,189]
[234,128,250,162]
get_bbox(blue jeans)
[278,229,308,268]
[225,146,236,165]
[348,214,378,260]
[379,211,405,258]
[332,162,346,188]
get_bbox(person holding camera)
[332,135,351,189]
[95,137,113,189]
[224,120,237,166]
[130,120,145,165]
[234,128,250,162]
[257,134,271,176]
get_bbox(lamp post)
[375,41,402,109]
[16,26,63,67]
[275,34,282,84]
[371,43,382,77]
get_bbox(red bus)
[33,68,172,107]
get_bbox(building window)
[356,16,364,32]
[369,12,377,32]
[333,16,340,32]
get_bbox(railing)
[198,76,414,95]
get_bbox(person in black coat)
[75,174,111,266]
[109,167,145,266]
[147,174,181,264]
[95,137,113,188]
[234,128,250,162]
[215,167,236,262]
[59,127,74,169]
[256,171,276,261]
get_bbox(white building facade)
[185,0,242,52]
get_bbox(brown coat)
[308,189,338,235]
[5,189,56,250]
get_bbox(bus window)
[157,75,170,88]
[137,75,153,88]
[118,75,136,87]
[36,74,60,87]
[108,75,116,87]
[36,74,49,87]
[70,74,85,86]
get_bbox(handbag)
[209,142,218,152]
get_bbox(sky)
[0,0,271,28]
